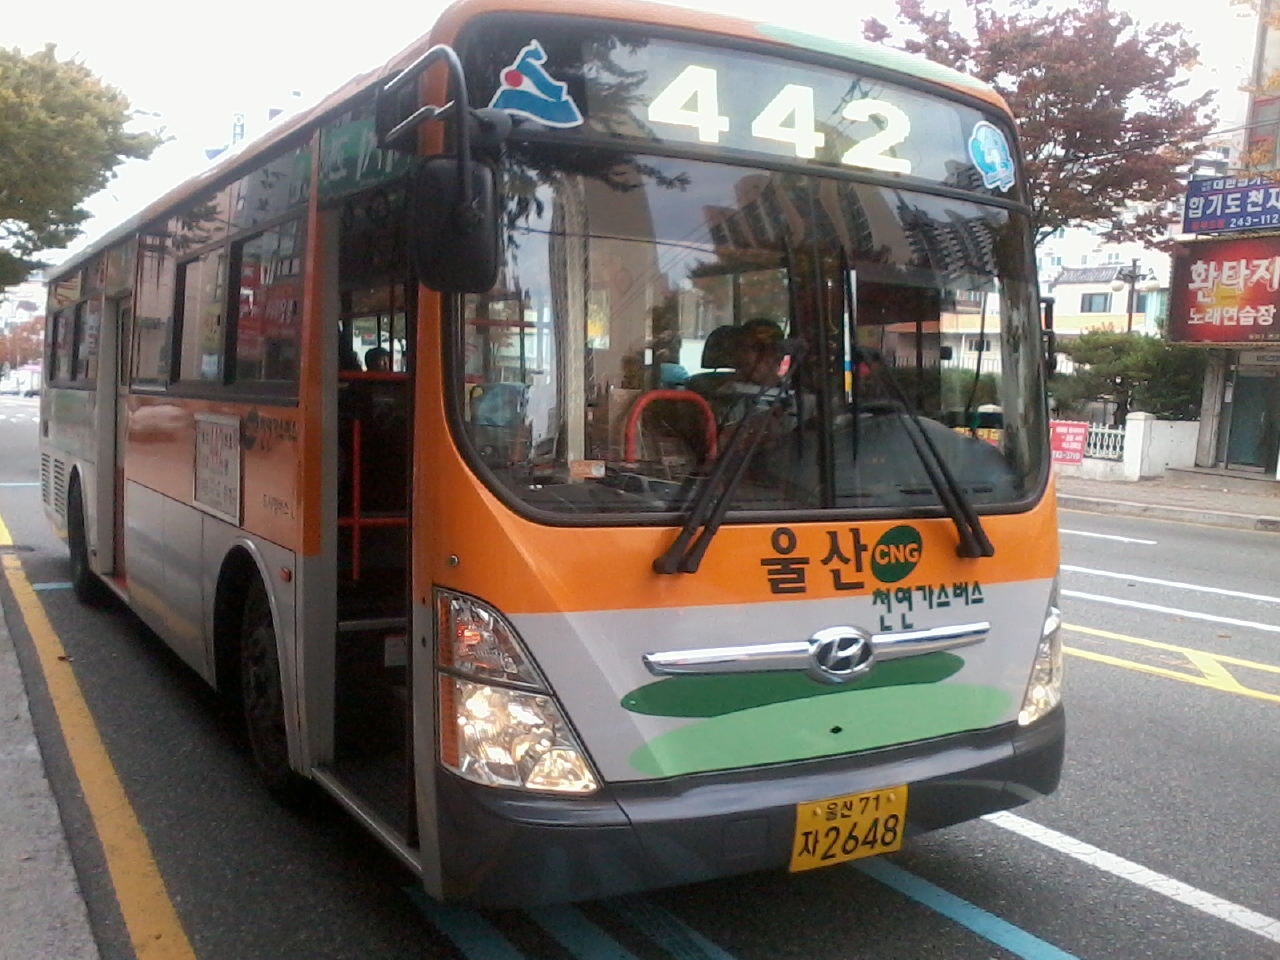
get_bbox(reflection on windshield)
[457,146,1045,517]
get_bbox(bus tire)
[67,478,109,607]
[240,577,309,804]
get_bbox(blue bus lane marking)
[404,888,525,960]
[407,888,647,960]
[603,896,741,960]
[529,904,642,960]
[856,859,1081,960]
[408,867,1080,960]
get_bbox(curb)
[0,587,101,960]
[1057,494,1280,533]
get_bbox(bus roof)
[52,0,1008,280]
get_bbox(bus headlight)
[436,591,599,794]
[440,678,598,793]
[1018,593,1063,726]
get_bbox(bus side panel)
[40,388,98,541]
[122,479,205,677]
[44,387,98,464]
[124,395,303,555]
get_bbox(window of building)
[1050,256,1062,267]
[1134,292,1149,314]
[231,219,305,384]
[1104,251,1121,264]
[1081,293,1111,313]
[176,249,229,382]
[968,337,992,352]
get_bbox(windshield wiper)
[856,347,995,559]
[654,340,806,575]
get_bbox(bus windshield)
[457,145,1045,517]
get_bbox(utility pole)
[1112,258,1156,334]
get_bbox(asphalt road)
[2,398,1278,960]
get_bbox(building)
[1156,8,1280,483]
[1167,231,1280,478]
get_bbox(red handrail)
[623,390,718,463]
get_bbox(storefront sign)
[1167,236,1280,344]
[1181,176,1280,236]
[1050,421,1088,465]
[1239,351,1280,366]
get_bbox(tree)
[0,317,45,370]
[0,45,160,285]
[864,0,1216,247]
[1051,331,1206,425]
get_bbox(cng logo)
[871,525,922,583]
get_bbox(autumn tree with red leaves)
[864,0,1216,247]
[0,317,44,371]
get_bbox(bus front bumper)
[434,706,1064,907]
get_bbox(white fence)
[1056,413,1199,481]
[1085,424,1125,461]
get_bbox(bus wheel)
[240,578,309,803]
[66,479,108,607]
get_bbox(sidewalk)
[0,608,99,960]
[1055,473,1280,533]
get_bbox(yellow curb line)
[0,515,195,960]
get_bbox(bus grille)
[41,453,51,507]
[51,458,67,520]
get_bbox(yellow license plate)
[789,785,908,872]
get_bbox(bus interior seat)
[685,325,743,400]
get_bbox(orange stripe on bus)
[415,440,1060,614]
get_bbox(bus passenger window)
[232,220,305,385]
[175,249,228,382]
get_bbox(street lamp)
[1110,258,1159,334]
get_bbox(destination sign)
[464,21,1018,197]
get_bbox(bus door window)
[336,280,414,591]
[330,187,416,837]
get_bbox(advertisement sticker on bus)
[489,40,585,127]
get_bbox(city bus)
[40,0,1063,906]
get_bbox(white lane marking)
[1061,589,1280,634]
[1062,565,1280,606]
[1059,528,1156,545]
[985,812,1280,944]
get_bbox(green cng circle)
[871,526,922,583]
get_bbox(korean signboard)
[1167,236,1280,344]
[194,414,242,522]
[1050,421,1088,465]
[1181,176,1280,236]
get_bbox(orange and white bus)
[41,0,1063,906]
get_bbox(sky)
[5,0,1262,266]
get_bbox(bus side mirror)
[407,156,500,294]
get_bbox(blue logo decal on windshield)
[968,121,1015,192]
[489,40,584,128]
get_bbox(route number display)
[648,66,912,174]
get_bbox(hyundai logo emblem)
[807,626,875,684]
